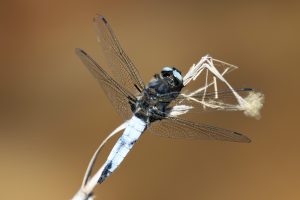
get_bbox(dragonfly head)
[160,67,184,90]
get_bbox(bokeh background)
[0,0,299,199]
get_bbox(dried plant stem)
[72,121,128,200]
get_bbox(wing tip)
[94,14,107,24]
[75,48,87,56]
[242,88,255,92]
[233,132,252,143]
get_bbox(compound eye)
[172,70,183,83]
[162,71,172,77]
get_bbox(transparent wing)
[178,88,253,100]
[148,116,251,143]
[157,88,253,102]
[76,48,136,120]
[94,14,145,95]
[156,88,254,112]
[176,88,254,112]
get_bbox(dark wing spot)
[101,16,108,24]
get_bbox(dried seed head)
[243,92,265,119]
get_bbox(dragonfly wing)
[156,88,254,113]
[76,48,136,120]
[94,14,145,95]
[174,88,255,112]
[148,116,251,143]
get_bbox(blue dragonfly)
[75,15,258,194]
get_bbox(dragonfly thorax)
[133,67,184,123]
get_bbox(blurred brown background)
[0,0,299,199]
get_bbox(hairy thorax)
[133,77,183,123]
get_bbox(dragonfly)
[76,15,254,185]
